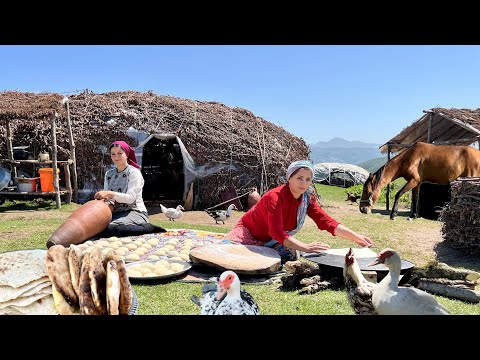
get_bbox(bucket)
[15,177,39,192]
[38,168,60,192]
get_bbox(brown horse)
[359,142,480,220]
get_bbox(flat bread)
[106,260,120,315]
[68,244,84,298]
[116,259,133,315]
[0,249,47,288]
[0,294,58,315]
[78,252,100,315]
[0,276,50,303]
[0,290,53,310]
[45,245,78,306]
[88,248,107,315]
[51,285,78,315]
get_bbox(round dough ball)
[108,236,119,241]
[127,269,142,277]
[179,253,190,261]
[147,255,160,261]
[114,249,127,256]
[163,269,174,275]
[164,245,175,251]
[136,237,146,242]
[133,240,144,246]
[155,260,170,268]
[143,262,157,270]
[147,238,160,246]
[154,249,166,256]
[133,249,146,256]
[126,253,140,262]
[96,240,109,246]
[170,263,184,272]
[167,250,180,257]
[112,241,124,247]
[121,238,132,244]
[179,249,190,255]
[126,244,138,250]
[154,268,167,276]
[169,256,182,261]
[102,248,114,256]
[136,266,152,275]
[166,240,177,246]
[141,243,152,250]
[84,240,94,246]
[143,272,158,277]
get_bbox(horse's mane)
[368,165,385,192]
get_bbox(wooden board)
[189,244,281,275]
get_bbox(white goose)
[206,204,237,224]
[160,204,185,221]
[343,248,377,315]
[191,271,260,315]
[370,249,450,315]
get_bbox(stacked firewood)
[409,261,480,303]
[440,177,480,254]
[279,258,342,295]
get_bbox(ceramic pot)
[46,199,113,248]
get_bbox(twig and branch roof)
[380,108,480,154]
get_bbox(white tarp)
[313,162,369,186]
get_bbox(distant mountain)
[311,137,382,149]
[357,157,388,173]
[309,138,383,166]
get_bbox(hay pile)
[0,90,309,208]
[440,177,480,254]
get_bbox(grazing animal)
[191,271,260,315]
[345,192,361,204]
[359,142,480,220]
[370,249,450,315]
[206,203,237,224]
[160,204,185,221]
[343,248,377,315]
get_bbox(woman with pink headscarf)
[94,140,165,236]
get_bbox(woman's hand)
[305,241,330,253]
[94,191,112,200]
[353,234,374,247]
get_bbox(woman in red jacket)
[224,160,373,262]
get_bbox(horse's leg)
[409,185,420,219]
[390,179,419,220]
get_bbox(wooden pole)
[5,119,17,178]
[51,114,61,209]
[64,97,78,202]
[386,145,391,211]
[64,162,72,204]
[427,112,433,143]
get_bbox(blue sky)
[1,45,480,145]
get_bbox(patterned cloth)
[285,160,315,180]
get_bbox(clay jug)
[46,199,113,248]
[247,187,261,209]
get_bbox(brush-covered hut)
[0,90,310,209]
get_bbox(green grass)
[1,195,479,315]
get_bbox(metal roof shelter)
[379,107,480,210]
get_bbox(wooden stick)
[205,191,250,210]
[417,278,480,303]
